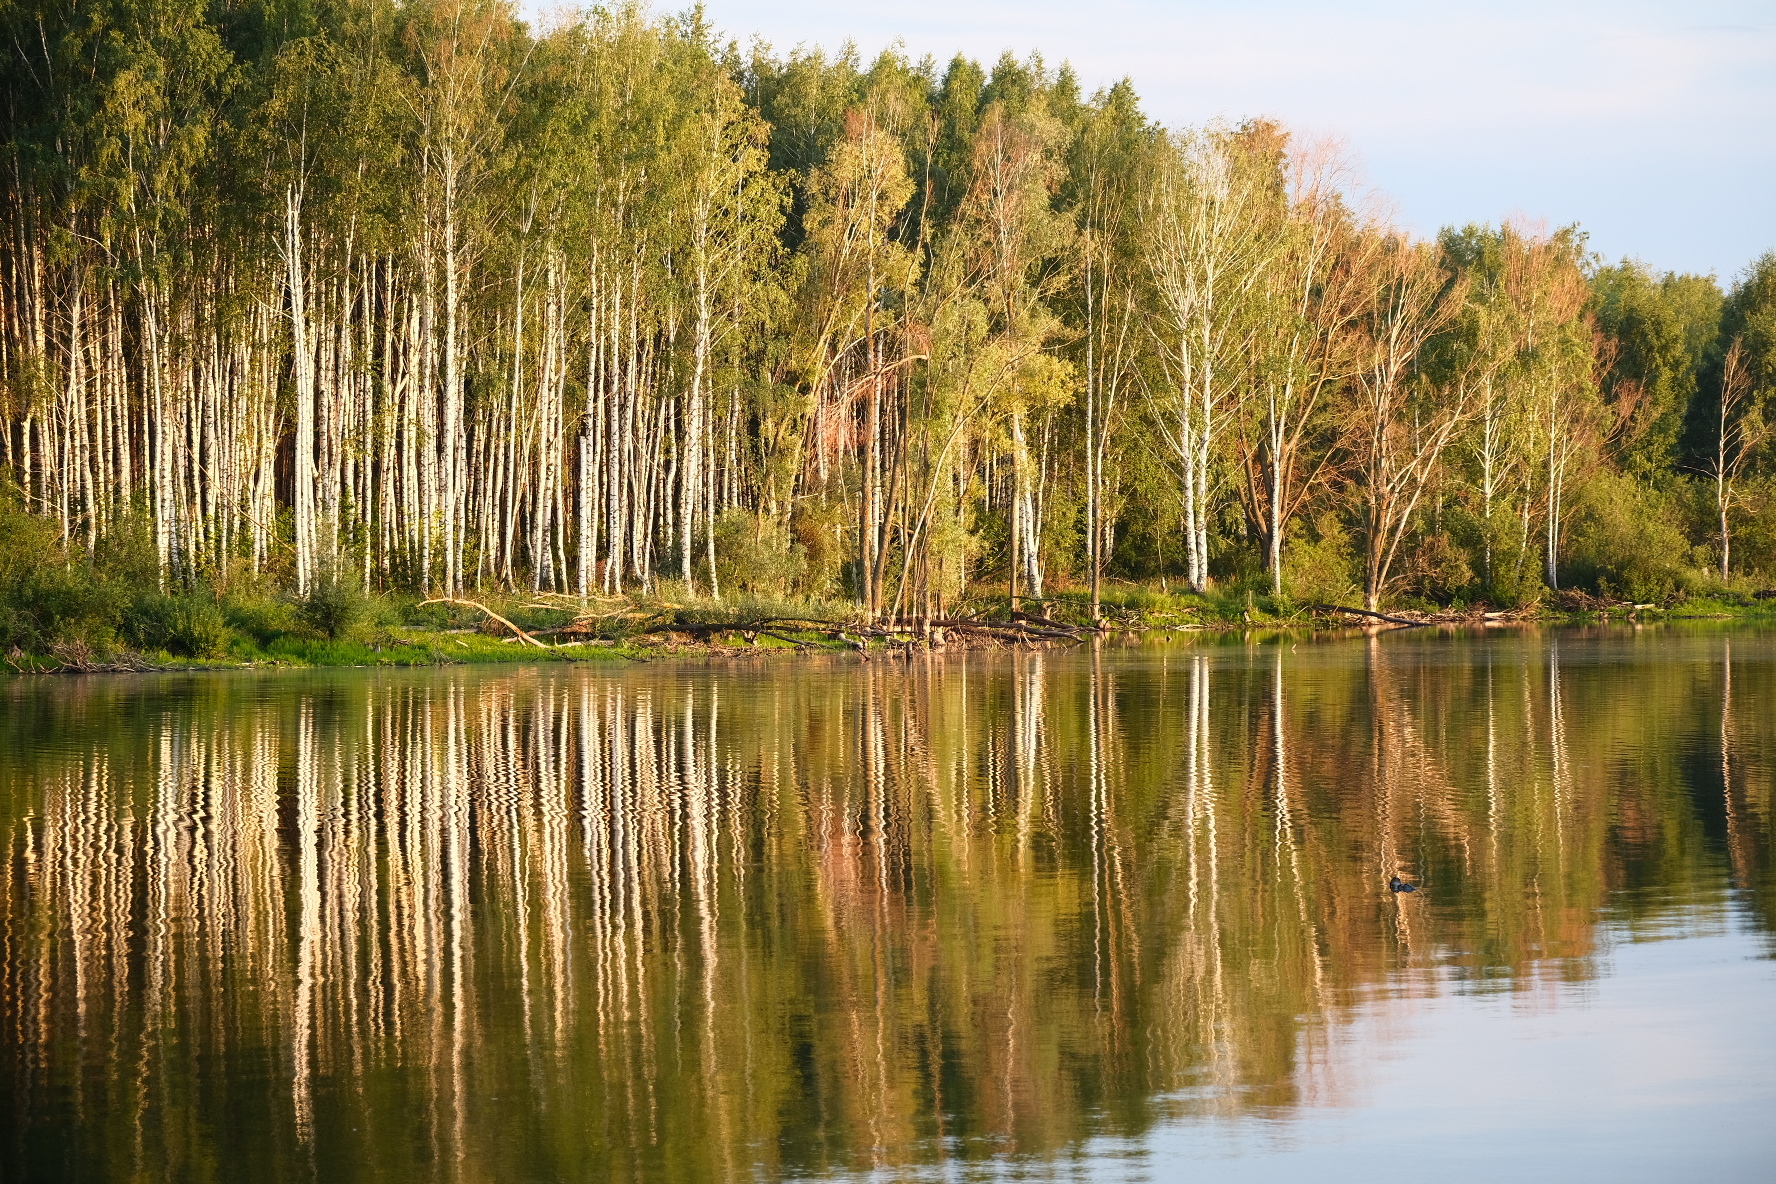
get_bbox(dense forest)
[2,0,1773,653]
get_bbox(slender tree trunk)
[1085,253,1100,622]
[1717,433,1731,582]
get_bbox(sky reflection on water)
[1,626,1772,1181]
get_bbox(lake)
[2,626,1772,1182]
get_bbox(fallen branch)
[1009,610,1081,632]
[1307,604,1430,627]
[754,629,829,650]
[420,599,554,649]
[42,643,161,673]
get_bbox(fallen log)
[420,599,554,649]
[1307,604,1430,627]
[1009,609,1079,631]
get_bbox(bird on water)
[1389,876,1418,894]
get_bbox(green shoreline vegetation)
[4,487,1770,676]
[2,2,1773,674]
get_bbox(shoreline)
[7,599,1772,676]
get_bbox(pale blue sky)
[529,1,1774,282]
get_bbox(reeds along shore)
[2,634,1771,1178]
[2,1,1774,667]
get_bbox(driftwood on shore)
[631,614,1095,650]
[1306,603,1540,628]
[12,643,164,673]
[503,597,1103,652]
[432,587,1644,663]
[420,598,555,649]
[1307,604,1428,626]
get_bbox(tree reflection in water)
[1,627,1771,1182]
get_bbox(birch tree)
[1347,236,1468,610]
[1708,339,1770,580]
[952,99,1072,608]
[1142,124,1275,593]
[797,101,918,616]
[1237,136,1367,594]
[1069,82,1150,619]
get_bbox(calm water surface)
[2,626,1773,1181]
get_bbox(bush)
[125,592,231,658]
[1718,472,1776,582]
[1282,513,1360,605]
[1562,473,1689,603]
[713,509,805,597]
[222,591,300,647]
[92,513,161,591]
[1470,513,1545,608]
[0,495,125,652]
[1403,530,1474,603]
[789,502,847,598]
[297,573,367,640]
[0,564,124,653]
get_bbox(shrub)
[297,573,367,640]
[1562,472,1688,603]
[713,509,804,597]
[0,495,124,652]
[1208,535,1265,589]
[1719,472,1776,582]
[0,564,124,653]
[1282,513,1360,605]
[1473,521,1545,609]
[222,592,300,647]
[92,513,161,591]
[1403,530,1474,603]
[789,502,847,598]
[125,592,231,658]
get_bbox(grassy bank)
[7,478,1775,674]
[6,575,1774,675]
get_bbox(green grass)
[1611,595,1776,620]
[255,628,638,667]
[8,575,1774,676]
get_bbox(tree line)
[3,0,1773,625]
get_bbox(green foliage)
[713,509,805,597]
[0,495,124,653]
[297,574,368,641]
[1282,514,1360,605]
[1726,473,1776,578]
[1696,252,1776,483]
[1719,252,1776,400]
[1403,530,1475,603]
[222,591,301,647]
[0,563,123,655]
[1475,518,1546,609]
[789,501,848,598]
[92,515,162,591]
[1561,472,1690,603]
[123,593,232,658]
[1590,261,1722,475]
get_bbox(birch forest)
[3,0,1774,643]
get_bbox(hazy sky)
[537,0,1773,282]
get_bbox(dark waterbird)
[1389,876,1418,894]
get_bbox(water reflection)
[1,627,1771,1182]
